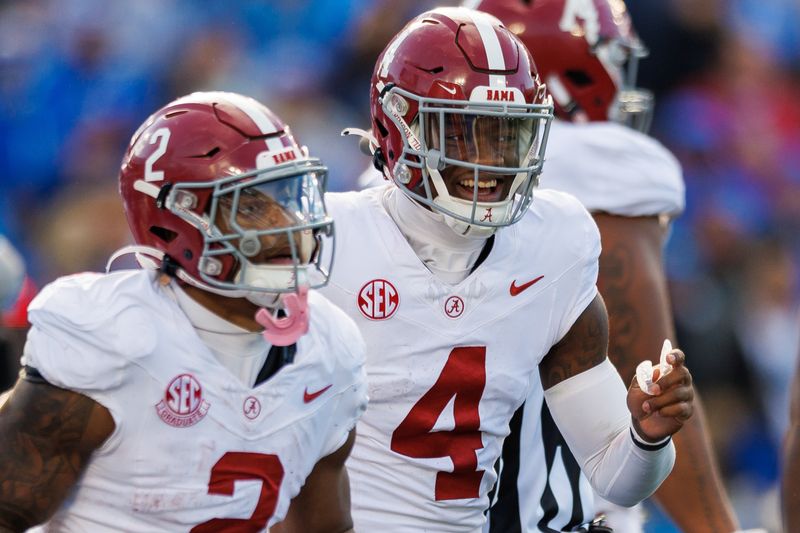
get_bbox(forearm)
[545,359,675,507]
[654,394,738,532]
[594,214,738,530]
[0,379,113,530]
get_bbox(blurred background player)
[0,92,367,532]
[784,330,800,531]
[0,236,28,391]
[0,236,24,313]
[324,7,695,532]
[471,0,741,531]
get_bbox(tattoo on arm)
[594,214,673,383]
[539,294,609,389]
[0,379,113,530]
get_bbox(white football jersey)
[540,120,684,217]
[320,186,600,532]
[488,122,686,532]
[22,270,367,532]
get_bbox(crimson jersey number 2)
[391,346,487,500]
[191,452,284,532]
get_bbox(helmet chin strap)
[425,165,504,239]
[107,245,255,299]
[254,285,309,346]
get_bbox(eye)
[239,202,259,216]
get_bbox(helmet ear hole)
[149,226,178,243]
[374,118,389,139]
[564,69,593,87]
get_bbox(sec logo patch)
[156,373,210,428]
[358,279,399,320]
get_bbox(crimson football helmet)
[116,92,333,304]
[475,0,653,132]
[364,7,553,237]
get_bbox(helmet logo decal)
[144,127,171,182]
[486,89,515,102]
[256,148,298,169]
[358,279,399,320]
[155,373,211,428]
[437,82,458,95]
[271,149,297,165]
[480,208,494,222]
[379,24,416,79]
[560,0,601,46]
[444,295,465,319]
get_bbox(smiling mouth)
[452,176,506,202]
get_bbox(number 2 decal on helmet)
[144,127,171,182]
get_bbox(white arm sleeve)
[543,358,676,507]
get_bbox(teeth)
[459,178,497,189]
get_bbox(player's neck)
[176,282,263,332]
[383,187,486,284]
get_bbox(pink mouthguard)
[255,286,309,346]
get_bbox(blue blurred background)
[0,0,798,530]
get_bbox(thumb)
[627,375,648,417]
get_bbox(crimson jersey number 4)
[191,452,284,532]
[391,346,487,500]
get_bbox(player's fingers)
[642,385,693,413]
[665,349,686,368]
[655,364,692,391]
[656,401,693,420]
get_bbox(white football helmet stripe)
[172,91,284,152]
[465,9,507,88]
[217,92,285,152]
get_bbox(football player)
[0,92,367,532]
[469,0,740,531]
[324,7,695,532]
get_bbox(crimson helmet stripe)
[464,9,507,88]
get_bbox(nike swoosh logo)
[437,82,457,95]
[509,275,544,296]
[303,384,333,403]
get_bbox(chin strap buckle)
[255,285,310,346]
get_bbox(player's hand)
[627,349,694,442]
